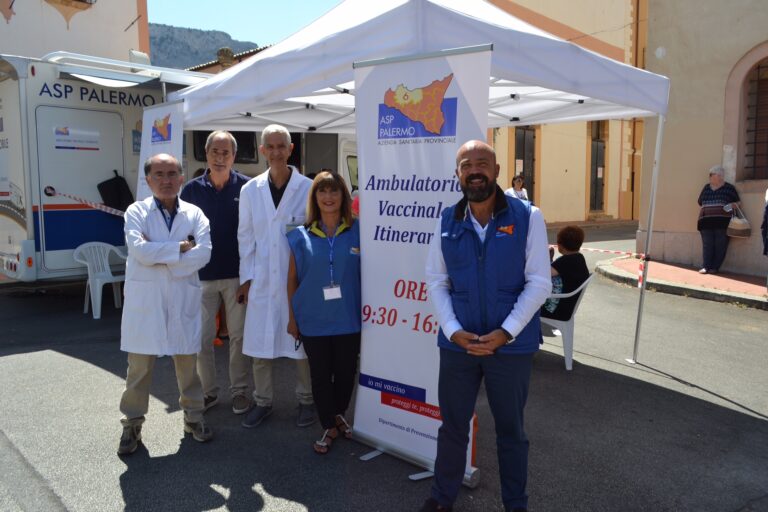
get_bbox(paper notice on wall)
[515,159,523,175]
[53,127,100,151]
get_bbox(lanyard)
[327,233,336,285]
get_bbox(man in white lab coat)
[118,154,213,456]
[238,125,316,428]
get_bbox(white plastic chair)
[73,242,127,319]
[540,273,594,371]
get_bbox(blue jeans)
[700,228,729,271]
[431,349,533,511]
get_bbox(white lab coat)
[120,196,212,356]
[238,167,311,359]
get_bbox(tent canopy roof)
[171,0,669,133]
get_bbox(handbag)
[97,170,134,212]
[727,205,751,238]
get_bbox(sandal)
[335,414,353,440]
[313,428,338,455]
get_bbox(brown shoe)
[203,395,219,412]
[184,420,213,442]
[232,394,252,415]
[118,424,142,455]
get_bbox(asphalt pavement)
[0,223,766,511]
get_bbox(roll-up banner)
[353,46,491,481]
[136,100,184,201]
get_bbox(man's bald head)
[456,140,496,168]
[144,153,182,175]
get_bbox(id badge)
[323,285,342,301]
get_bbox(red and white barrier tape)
[550,245,647,288]
[580,247,645,259]
[43,186,125,218]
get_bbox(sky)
[147,0,343,47]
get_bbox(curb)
[595,256,768,311]
[546,220,639,231]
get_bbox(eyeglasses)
[149,172,180,182]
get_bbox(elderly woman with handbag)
[697,165,741,274]
[286,171,361,454]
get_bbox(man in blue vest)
[421,140,551,512]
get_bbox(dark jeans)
[301,332,361,429]
[700,228,729,271]
[431,349,533,511]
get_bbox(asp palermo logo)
[378,74,456,139]
[151,114,172,143]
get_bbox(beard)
[461,174,495,202]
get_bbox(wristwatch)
[501,328,515,344]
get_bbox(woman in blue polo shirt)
[286,171,360,455]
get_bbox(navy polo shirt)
[180,169,250,281]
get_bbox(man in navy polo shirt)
[180,130,252,416]
[421,140,551,512]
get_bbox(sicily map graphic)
[151,114,172,143]
[379,74,457,139]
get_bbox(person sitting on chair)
[541,225,590,321]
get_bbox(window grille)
[745,59,768,180]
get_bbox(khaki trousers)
[120,353,204,426]
[252,357,313,407]
[197,278,250,398]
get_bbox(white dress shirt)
[505,187,529,201]
[425,196,551,341]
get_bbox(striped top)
[697,182,739,230]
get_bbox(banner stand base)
[353,430,480,488]
[408,471,434,481]
[359,449,383,461]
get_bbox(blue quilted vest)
[286,221,361,336]
[436,190,541,354]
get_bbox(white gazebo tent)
[171,0,669,361]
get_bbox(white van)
[0,52,208,282]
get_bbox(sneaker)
[118,424,142,455]
[419,497,453,512]
[232,394,252,415]
[296,403,317,428]
[184,420,213,442]
[242,405,272,428]
[203,395,219,412]
[698,268,708,274]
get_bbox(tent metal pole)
[353,43,493,69]
[627,114,666,365]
